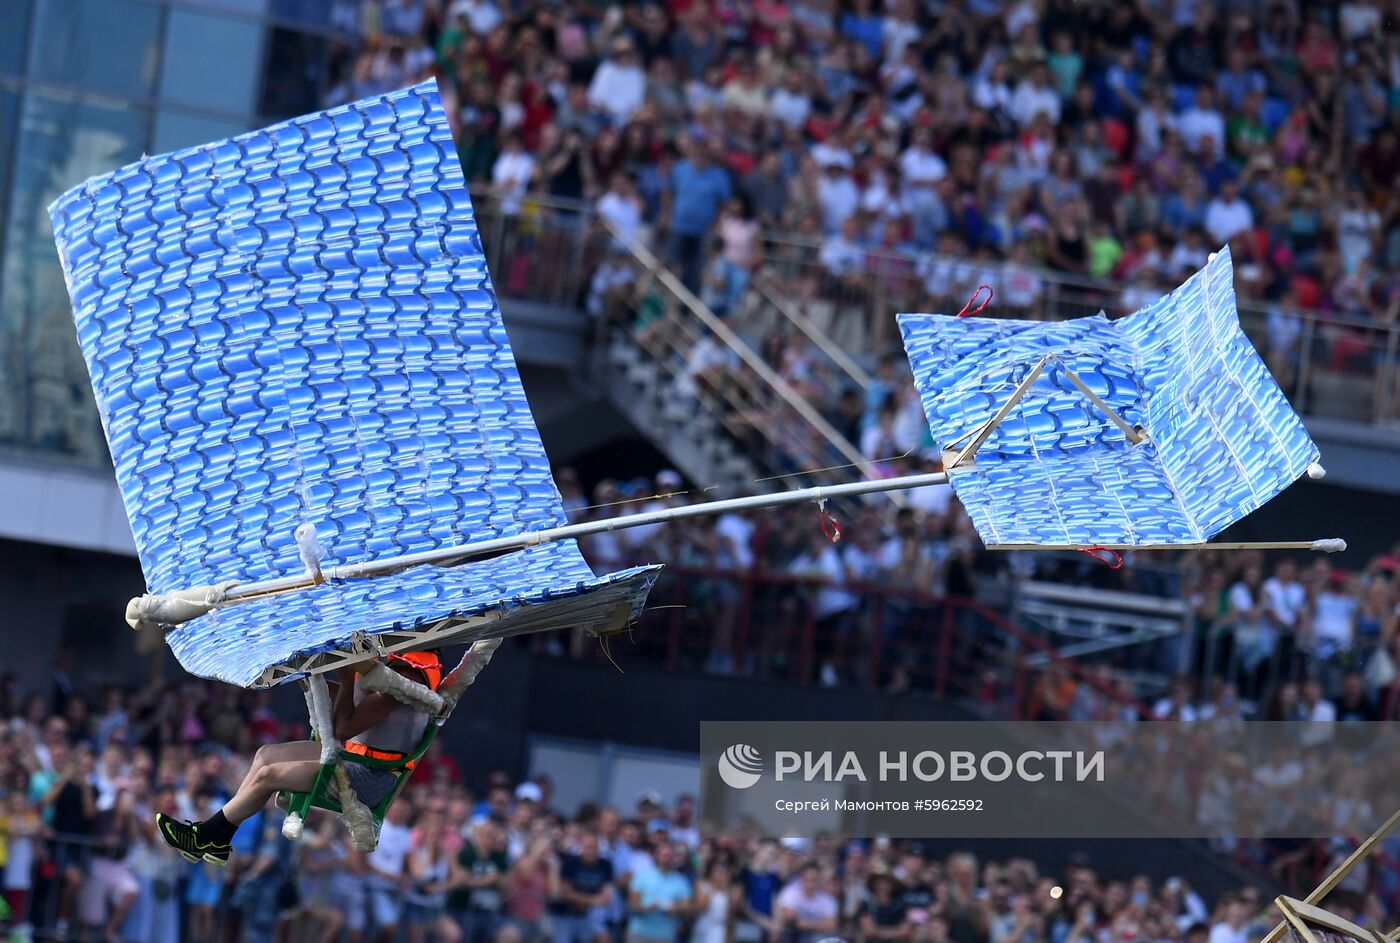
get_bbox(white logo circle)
[717,744,763,789]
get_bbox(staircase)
[588,218,892,501]
[466,187,890,501]
[602,334,762,494]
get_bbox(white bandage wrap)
[303,675,339,765]
[335,765,379,852]
[125,581,236,631]
[359,662,447,715]
[439,639,503,708]
[282,812,304,841]
[295,523,325,582]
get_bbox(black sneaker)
[156,812,230,867]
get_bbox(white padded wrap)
[359,662,447,715]
[282,812,304,841]
[303,675,339,765]
[440,639,503,708]
[335,765,379,852]
[295,523,325,582]
[125,582,236,631]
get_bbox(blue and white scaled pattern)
[50,82,657,686]
[897,248,1318,547]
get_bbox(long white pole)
[985,539,1347,553]
[218,472,951,604]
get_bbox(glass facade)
[0,0,346,466]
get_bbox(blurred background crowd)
[325,0,1400,368]
[1,673,1393,943]
[3,0,1399,940]
[556,460,1400,719]
[312,0,1400,732]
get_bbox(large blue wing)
[897,248,1318,546]
[50,82,657,686]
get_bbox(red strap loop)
[956,285,994,318]
[818,501,842,543]
[1077,545,1123,569]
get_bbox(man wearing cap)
[588,37,647,125]
[156,652,442,866]
[620,473,684,555]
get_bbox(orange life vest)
[342,651,442,768]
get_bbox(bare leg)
[58,865,82,926]
[316,907,345,943]
[243,741,321,785]
[106,886,138,941]
[437,914,464,943]
[222,756,322,824]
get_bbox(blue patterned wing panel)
[167,548,658,688]
[50,82,658,684]
[1118,247,1318,539]
[898,248,1317,546]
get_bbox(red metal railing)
[591,559,1133,720]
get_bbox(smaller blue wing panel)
[898,248,1318,546]
[1118,248,1318,539]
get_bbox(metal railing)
[756,231,1400,426]
[7,186,1396,475]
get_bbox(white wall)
[0,458,136,556]
[527,737,701,818]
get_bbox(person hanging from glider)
[155,651,443,865]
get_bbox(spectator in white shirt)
[1298,678,1337,747]
[449,0,503,36]
[776,864,839,943]
[586,248,635,319]
[1151,677,1199,722]
[366,801,413,938]
[1299,678,1337,722]
[1206,897,1249,943]
[1203,179,1254,246]
[882,0,920,60]
[860,165,911,236]
[596,172,644,247]
[1010,64,1061,128]
[587,37,648,124]
[899,127,948,191]
[771,70,813,128]
[972,61,1014,117]
[820,217,866,279]
[1312,570,1357,659]
[1135,86,1177,162]
[1261,558,1308,637]
[490,133,535,215]
[788,534,858,627]
[816,163,860,234]
[1177,86,1226,159]
[1337,185,1381,273]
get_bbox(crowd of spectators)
[2,674,1396,943]
[329,0,1400,397]
[319,0,1400,673]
